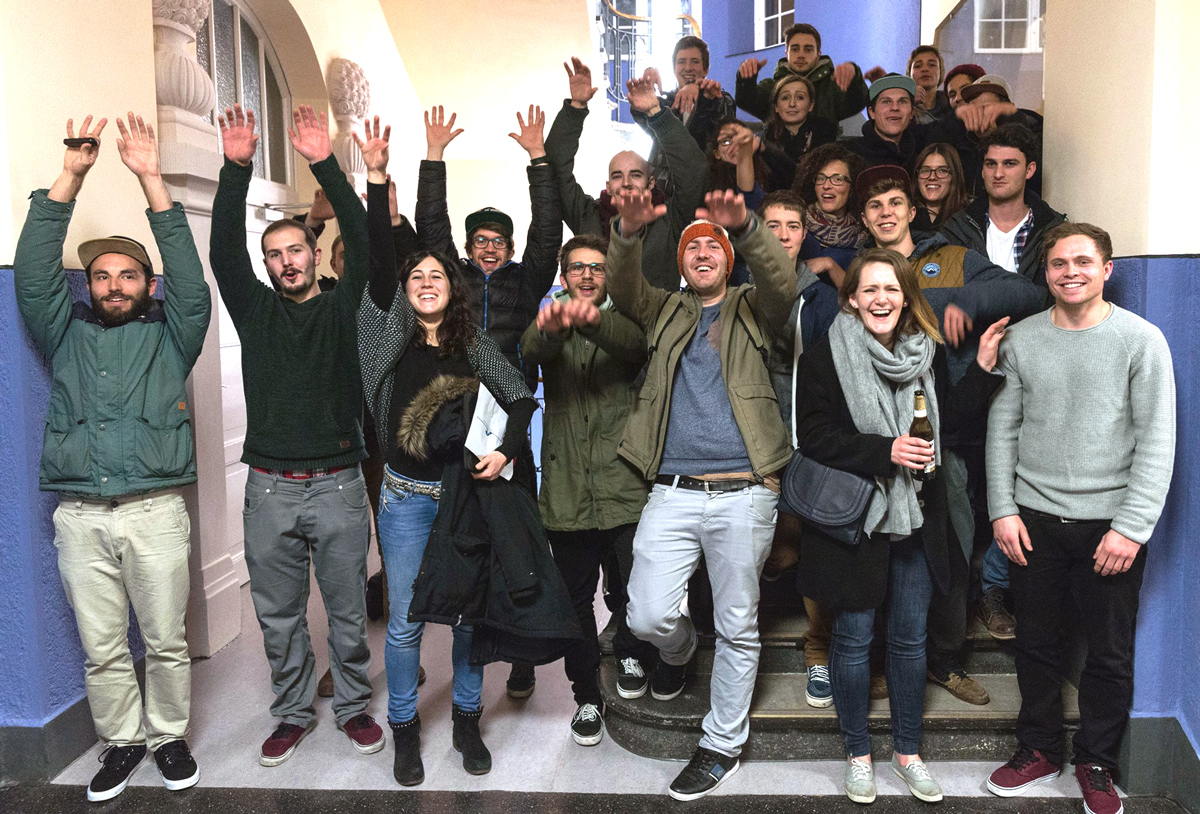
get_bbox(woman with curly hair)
[911,143,970,231]
[792,143,867,287]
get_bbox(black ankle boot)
[451,706,491,775]
[388,716,423,786]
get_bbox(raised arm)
[415,106,463,257]
[509,104,563,304]
[607,189,671,329]
[642,98,710,237]
[734,58,771,120]
[543,58,604,237]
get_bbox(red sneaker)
[1076,763,1123,814]
[339,713,385,754]
[986,744,1061,796]
[260,722,313,767]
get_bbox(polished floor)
[40,581,1165,812]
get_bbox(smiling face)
[405,255,452,325]
[674,46,707,87]
[917,152,951,205]
[607,150,653,198]
[815,159,852,216]
[869,88,914,141]
[946,74,973,109]
[849,261,906,347]
[862,187,916,249]
[263,223,320,301]
[763,204,805,261]
[982,145,1035,204]
[774,81,814,127]
[467,228,514,276]
[681,236,728,304]
[1044,234,1112,314]
[786,33,820,74]
[87,253,157,327]
[562,247,607,304]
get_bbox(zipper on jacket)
[648,300,693,474]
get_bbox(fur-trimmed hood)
[396,374,478,462]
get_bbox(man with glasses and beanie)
[14,113,211,801]
[519,234,659,747]
[416,104,563,697]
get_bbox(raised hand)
[218,104,258,166]
[625,76,660,115]
[695,189,749,232]
[738,58,768,79]
[352,115,391,182]
[424,105,463,161]
[614,188,668,237]
[287,104,332,164]
[642,67,664,95]
[863,65,887,83]
[114,112,160,179]
[508,104,546,160]
[62,115,107,177]
[975,316,1010,372]
[673,83,700,116]
[565,57,598,109]
[698,77,724,100]
[536,299,572,336]
[833,62,857,91]
[306,188,335,227]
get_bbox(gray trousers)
[626,481,777,756]
[243,467,373,726]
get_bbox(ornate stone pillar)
[328,58,370,178]
[152,0,218,151]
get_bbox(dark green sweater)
[210,155,368,469]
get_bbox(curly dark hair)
[792,143,865,207]
[706,118,772,193]
[397,248,479,359]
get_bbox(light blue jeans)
[377,468,482,723]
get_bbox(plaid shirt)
[251,465,351,480]
[987,208,1035,271]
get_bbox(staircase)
[600,576,1080,761]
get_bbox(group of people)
[13,20,1175,814]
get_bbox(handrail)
[601,0,701,39]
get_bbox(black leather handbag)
[778,451,874,546]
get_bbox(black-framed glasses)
[565,262,606,277]
[917,167,952,179]
[815,173,851,187]
[472,234,511,249]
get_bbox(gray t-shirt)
[986,305,1176,543]
[660,303,753,476]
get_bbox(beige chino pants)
[53,489,192,749]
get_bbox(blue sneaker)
[806,664,833,708]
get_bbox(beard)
[91,289,156,328]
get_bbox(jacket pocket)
[133,417,193,478]
[42,420,91,482]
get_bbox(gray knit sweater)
[986,305,1176,543]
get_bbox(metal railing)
[599,0,699,121]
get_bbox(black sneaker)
[616,656,649,699]
[506,661,536,699]
[668,746,740,801]
[87,743,147,802]
[153,739,199,791]
[651,658,687,701]
[570,702,605,746]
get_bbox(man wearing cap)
[546,60,708,291]
[607,187,795,800]
[14,113,211,802]
[944,64,986,110]
[907,45,951,123]
[956,75,1045,196]
[209,104,384,766]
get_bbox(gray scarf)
[828,312,940,538]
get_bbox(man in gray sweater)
[984,223,1176,814]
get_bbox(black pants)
[549,524,658,705]
[926,532,969,675]
[1009,509,1147,769]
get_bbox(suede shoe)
[1076,763,1123,814]
[987,744,1061,796]
[317,668,334,698]
[153,739,199,791]
[506,662,536,699]
[451,706,492,775]
[87,744,147,802]
[869,673,889,700]
[928,667,991,705]
[616,656,649,699]
[891,755,944,802]
[805,664,834,708]
[259,722,313,767]
[668,746,740,801]
[339,713,385,754]
[651,657,688,701]
[389,716,423,786]
[978,586,1017,640]
[844,756,876,804]
[570,702,605,746]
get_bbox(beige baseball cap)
[960,74,1013,104]
[77,235,153,273]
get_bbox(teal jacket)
[14,192,212,496]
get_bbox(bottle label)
[923,443,935,474]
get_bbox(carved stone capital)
[328,58,370,119]
[152,0,211,34]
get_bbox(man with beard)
[209,104,384,766]
[13,113,211,802]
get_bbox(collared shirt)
[985,208,1034,273]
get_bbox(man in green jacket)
[209,104,382,766]
[607,188,796,800]
[13,113,211,802]
[520,234,659,748]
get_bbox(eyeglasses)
[917,167,952,179]
[718,138,735,147]
[815,173,851,187]
[565,262,606,277]
[472,235,511,250]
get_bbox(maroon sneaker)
[986,744,1061,796]
[1076,763,1123,814]
[339,713,385,754]
[260,722,313,767]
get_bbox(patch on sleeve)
[178,401,187,410]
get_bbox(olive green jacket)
[521,291,649,530]
[606,216,797,481]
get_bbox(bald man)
[545,57,709,291]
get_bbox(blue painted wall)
[702,0,922,122]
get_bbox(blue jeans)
[831,535,934,757]
[377,468,482,723]
[981,539,1011,592]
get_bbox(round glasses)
[565,262,606,278]
[472,235,511,249]
[917,166,952,180]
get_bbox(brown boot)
[927,668,990,705]
[977,587,1017,640]
[868,673,889,700]
[317,668,334,698]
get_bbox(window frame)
[974,0,1043,55]
[753,0,796,52]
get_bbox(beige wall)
[922,0,963,45]
[1149,0,1200,253]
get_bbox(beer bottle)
[910,390,936,481]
